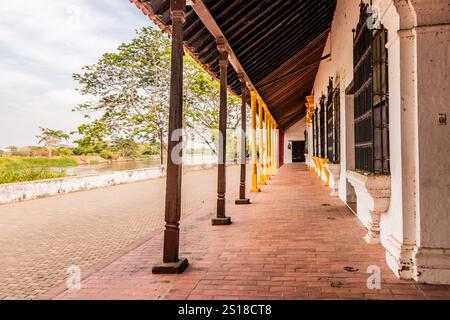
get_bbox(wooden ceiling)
[131,0,337,130]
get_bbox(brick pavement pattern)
[49,164,450,300]
[0,166,242,300]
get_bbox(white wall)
[311,0,361,201]
[283,119,306,164]
[308,0,450,283]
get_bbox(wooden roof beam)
[188,0,277,125]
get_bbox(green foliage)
[57,147,73,157]
[36,127,70,157]
[0,168,66,185]
[72,26,242,156]
[111,138,140,158]
[72,120,109,155]
[37,128,70,145]
[0,157,74,185]
[73,27,171,146]
[141,144,160,156]
[0,157,77,169]
[99,150,119,161]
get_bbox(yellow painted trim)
[250,91,260,193]
[257,96,266,186]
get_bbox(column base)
[347,171,391,245]
[413,247,450,284]
[383,235,415,279]
[212,217,232,225]
[152,257,189,274]
[250,188,261,193]
[235,198,251,205]
[258,180,266,185]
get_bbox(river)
[59,155,219,177]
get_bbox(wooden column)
[258,97,266,186]
[212,38,232,225]
[235,75,250,205]
[273,120,278,173]
[264,107,271,180]
[270,119,274,174]
[152,0,188,274]
[250,91,260,193]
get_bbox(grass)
[0,168,67,185]
[0,157,77,185]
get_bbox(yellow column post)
[268,114,273,176]
[271,118,277,174]
[250,91,260,193]
[257,96,266,186]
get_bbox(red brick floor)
[46,164,450,300]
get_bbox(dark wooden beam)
[190,0,259,95]
[152,0,189,274]
[236,75,250,205]
[212,38,232,226]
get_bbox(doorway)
[291,141,305,163]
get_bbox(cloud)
[0,0,150,148]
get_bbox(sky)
[0,0,152,149]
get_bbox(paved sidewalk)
[49,164,450,300]
[0,166,243,300]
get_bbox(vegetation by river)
[0,157,76,185]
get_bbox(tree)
[72,120,110,155]
[183,55,241,154]
[6,146,18,153]
[111,138,139,158]
[73,26,242,156]
[73,27,171,150]
[36,128,70,157]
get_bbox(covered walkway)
[46,165,450,300]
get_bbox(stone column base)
[212,217,232,225]
[325,163,341,197]
[383,235,415,279]
[383,235,450,284]
[152,258,189,274]
[347,171,391,245]
[413,247,450,284]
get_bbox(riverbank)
[0,157,77,185]
[0,155,217,185]
[0,156,161,185]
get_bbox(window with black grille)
[319,96,326,158]
[304,130,308,155]
[313,108,318,157]
[332,86,341,163]
[326,79,334,161]
[353,3,390,174]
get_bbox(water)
[56,155,219,177]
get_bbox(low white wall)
[0,164,216,205]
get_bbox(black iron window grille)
[332,86,341,163]
[319,96,326,158]
[326,78,334,161]
[353,3,390,174]
[304,130,308,155]
[313,108,318,157]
